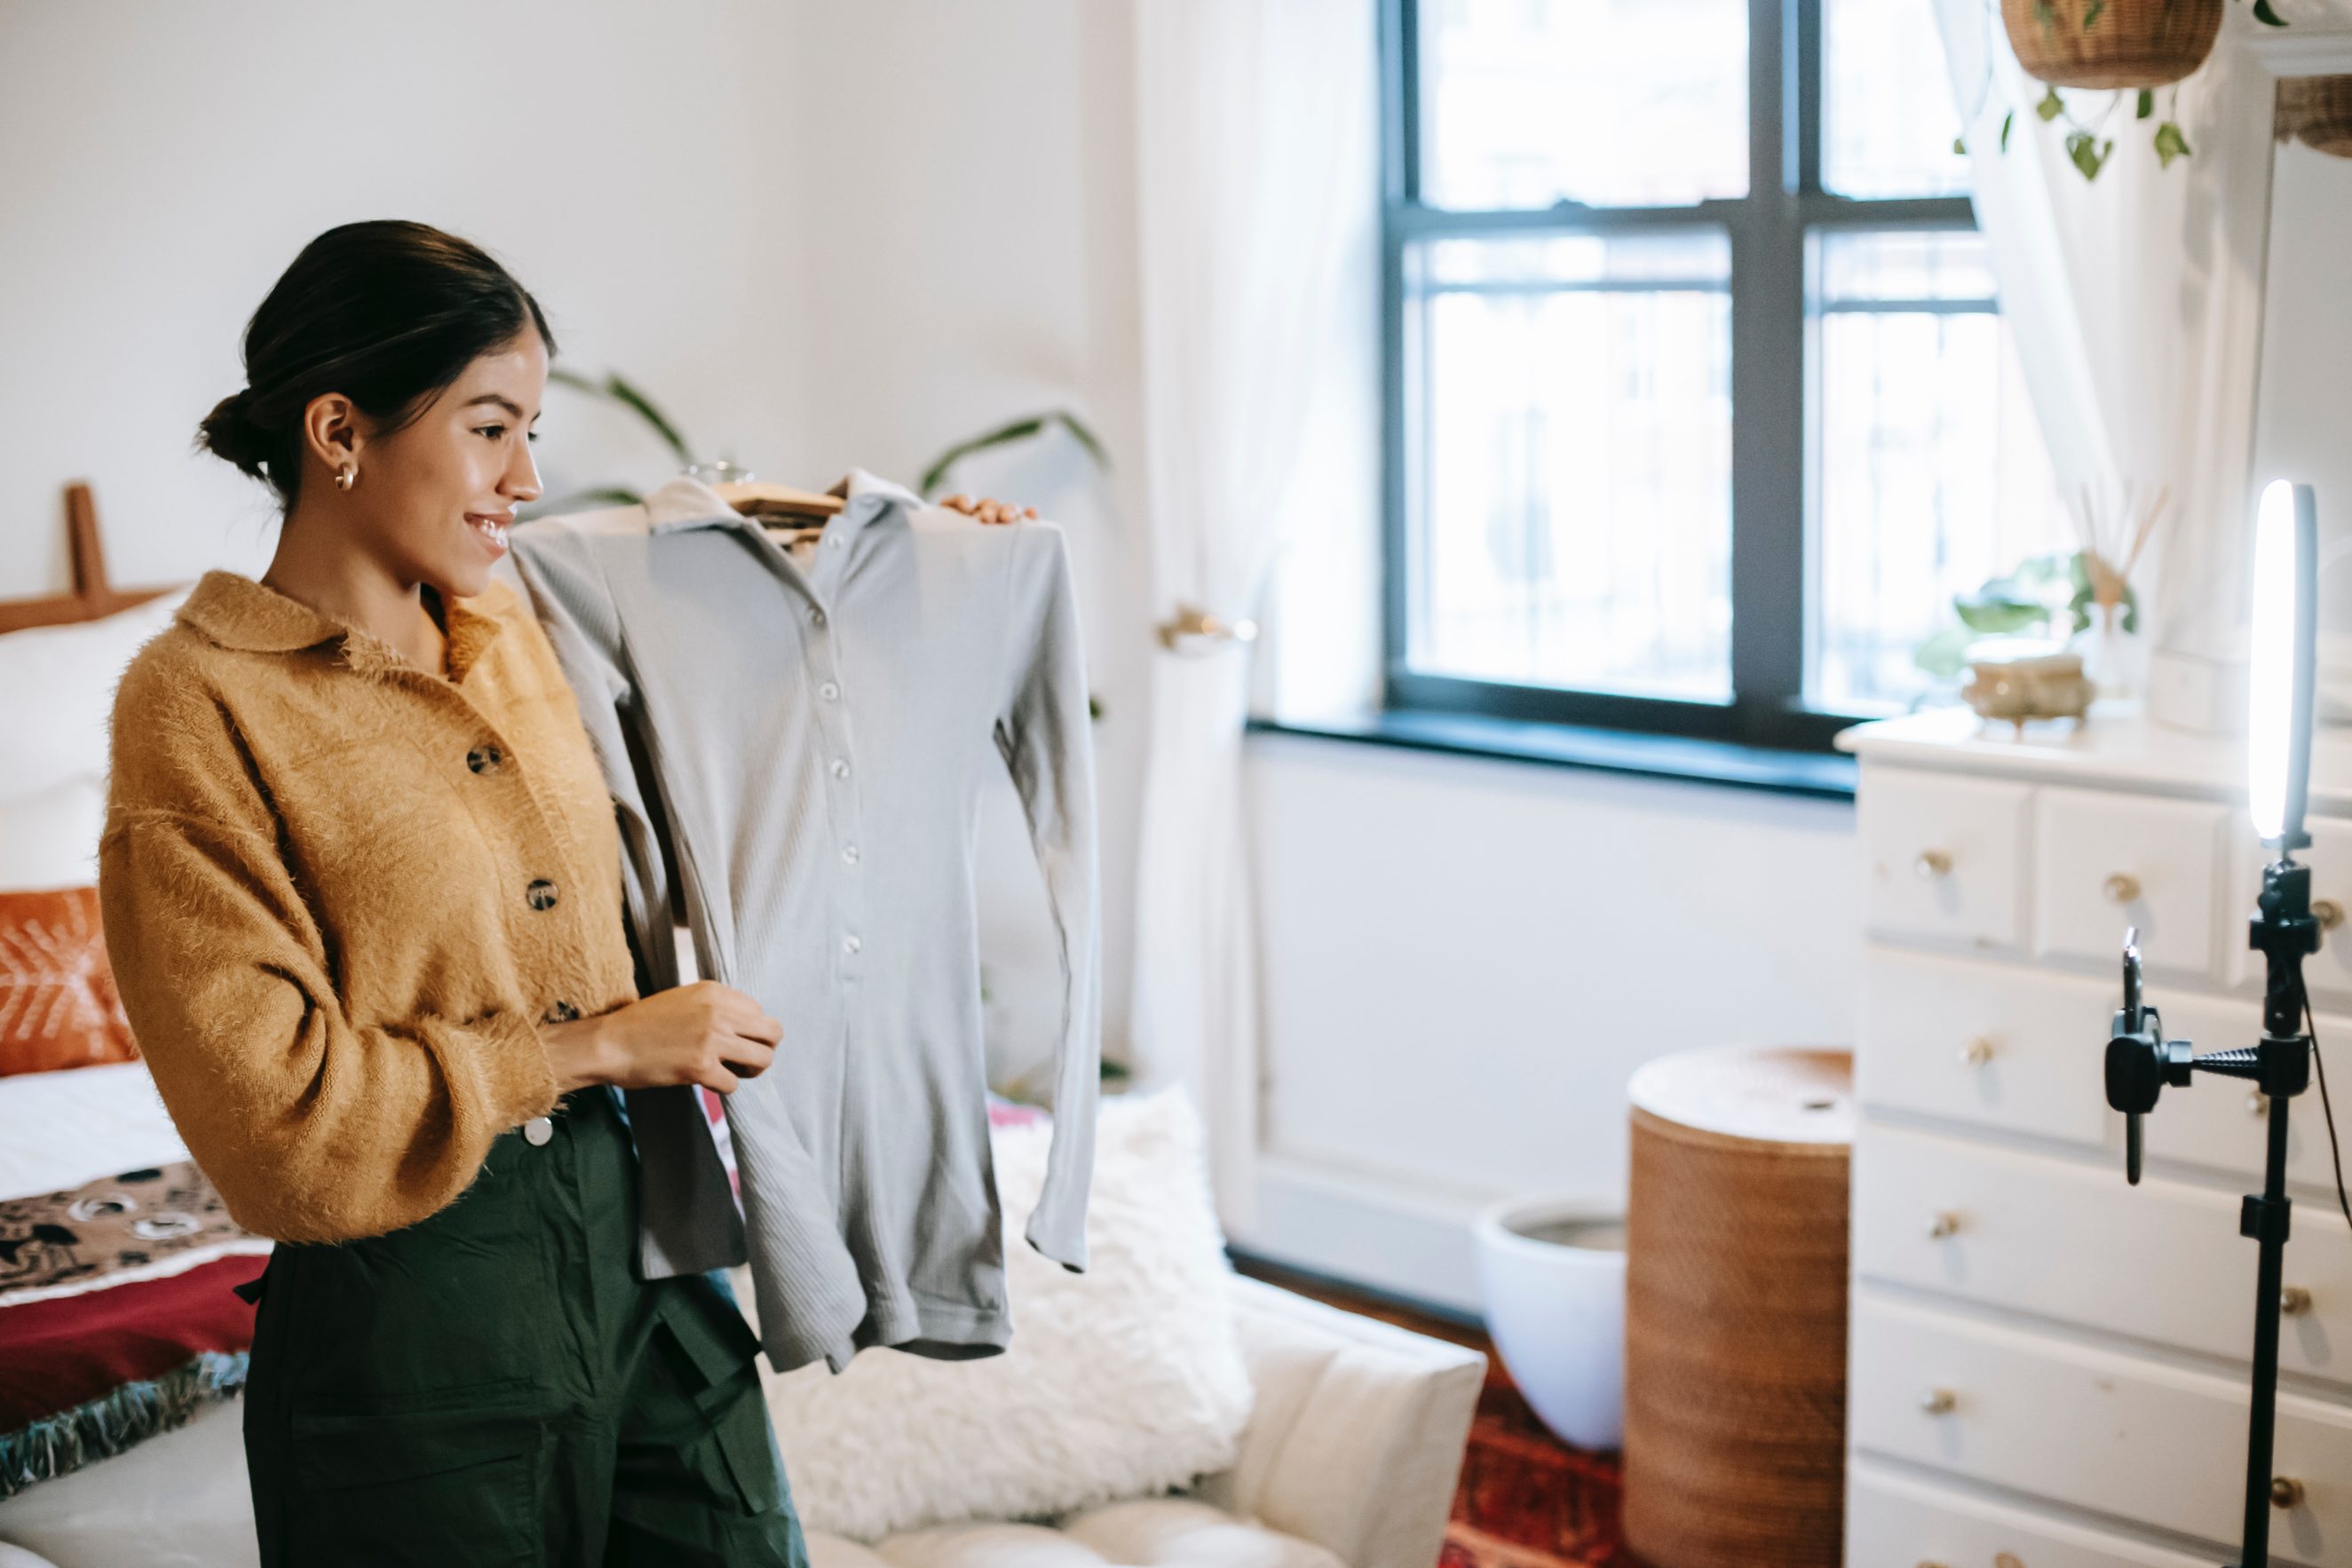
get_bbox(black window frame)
[1378,0,1979,755]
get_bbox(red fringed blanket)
[0,1160,268,1495]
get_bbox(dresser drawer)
[1850,1294,2352,1560]
[1861,769,2033,952]
[2131,986,2352,1193]
[1854,1124,2352,1385]
[1849,1458,2213,1567]
[2229,816,2352,1009]
[2032,786,2226,981]
[1858,950,2111,1149]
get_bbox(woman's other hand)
[541,980,780,1096]
[938,493,1036,526]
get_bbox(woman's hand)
[938,494,1036,526]
[541,981,780,1097]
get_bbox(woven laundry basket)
[1621,1046,1853,1568]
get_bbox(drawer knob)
[2282,1286,2314,1317]
[1928,1210,1965,1239]
[2316,897,2345,933]
[1920,1387,1958,1415]
[2273,1476,2306,1509]
[2103,872,2142,904]
[1914,850,1953,880]
[1960,1036,1996,1067]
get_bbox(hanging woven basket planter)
[2000,0,2224,90]
[2278,75,2352,157]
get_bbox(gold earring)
[335,463,357,493]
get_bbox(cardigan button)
[541,999,580,1024]
[526,878,559,911]
[522,1116,553,1147]
[466,743,503,774]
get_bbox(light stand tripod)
[2102,479,2329,1565]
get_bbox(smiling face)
[334,329,548,599]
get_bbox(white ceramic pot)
[1471,1195,1626,1452]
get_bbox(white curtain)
[1128,0,1377,1232]
[1932,3,2277,668]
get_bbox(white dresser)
[1839,703,2352,1568]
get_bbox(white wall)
[3,0,1917,1321]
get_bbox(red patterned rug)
[1442,1356,1634,1568]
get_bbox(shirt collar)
[639,468,925,542]
[175,567,511,681]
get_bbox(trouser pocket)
[280,1380,548,1567]
[645,1285,781,1517]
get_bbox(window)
[1382,0,2069,748]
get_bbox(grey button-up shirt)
[504,471,1101,1375]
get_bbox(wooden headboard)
[0,482,183,634]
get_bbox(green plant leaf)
[2037,85,2066,122]
[2001,108,2015,151]
[2065,130,2112,179]
[917,409,1112,498]
[2082,0,2106,28]
[2153,119,2193,167]
[1953,595,2054,635]
[2033,0,2055,25]
[1913,622,1980,680]
[1952,134,1968,155]
[2251,0,2288,26]
[547,366,694,465]
[2136,88,2155,119]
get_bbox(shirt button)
[809,607,827,627]
[842,933,862,955]
[526,878,559,911]
[830,758,851,780]
[827,534,845,549]
[841,843,860,865]
[466,743,503,774]
[819,680,841,701]
[541,999,580,1024]
[523,1116,553,1147]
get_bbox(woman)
[96,218,1027,1565]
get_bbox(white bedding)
[0,1061,190,1201]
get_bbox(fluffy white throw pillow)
[757,1084,1254,1541]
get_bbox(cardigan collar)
[176,568,511,683]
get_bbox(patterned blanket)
[0,1160,269,1495]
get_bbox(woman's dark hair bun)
[194,219,558,511]
[196,388,270,482]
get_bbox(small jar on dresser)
[1837,701,2352,1568]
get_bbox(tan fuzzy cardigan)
[96,568,641,1242]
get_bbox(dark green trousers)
[241,1087,810,1566]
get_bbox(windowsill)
[1245,708,1859,800]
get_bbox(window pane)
[1806,230,2071,712]
[1406,232,1734,702]
[1823,0,1969,198]
[1420,0,1747,209]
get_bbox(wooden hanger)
[709,481,843,542]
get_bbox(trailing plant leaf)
[2033,0,2055,26]
[2081,0,2106,28]
[917,409,1112,498]
[547,367,694,465]
[2136,89,2154,119]
[1913,622,1980,680]
[2065,130,2113,179]
[2001,108,2015,151]
[2153,120,2193,167]
[2252,0,2287,25]
[1953,134,1968,154]
[2037,85,2066,122]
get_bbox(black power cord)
[2301,970,2352,1235]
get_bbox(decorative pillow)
[0,887,139,1078]
[760,1084,1254,1541]
[0,585,190,811]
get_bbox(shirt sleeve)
[94,667,558,1244]
[994,521,1103,1273]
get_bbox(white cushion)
[0,587,189,810]
[759,1086,1254,1544]
[805,1498,1348,1568]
